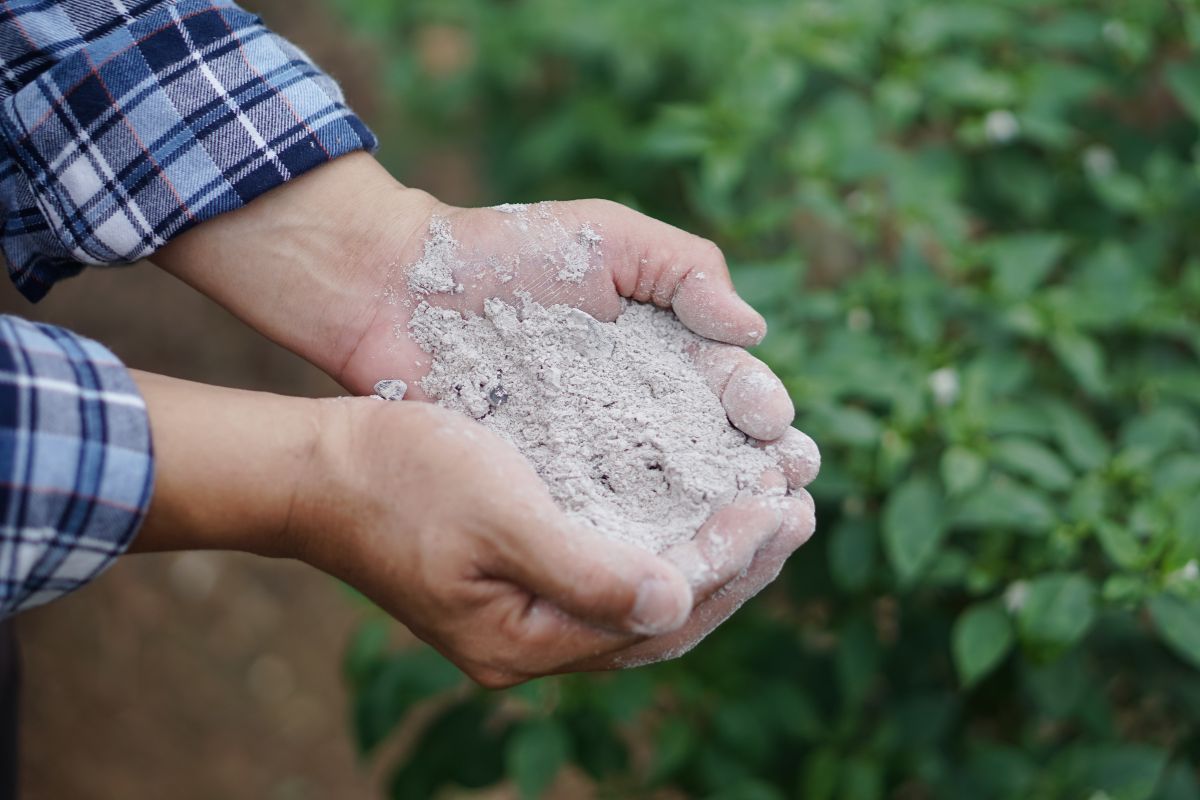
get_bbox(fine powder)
[408,298,783,553]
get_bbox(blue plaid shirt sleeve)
[0,0,378,301]
[0,315,154,617]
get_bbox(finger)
[466,587,635,683]
[498,488,800,677]
[596,203,766,347]
[689,340,795,441]
[660,495,784,598]
[569,491,816,672]
[493,507,694,637]
[758,427,821,490]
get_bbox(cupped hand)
[152,154,819,675]
[155,154,795,442]
[340,195,796,442]
[296,399,817,686]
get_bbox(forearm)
[150,154,436,385]
[2,1,378,302]
[130,371,324,558]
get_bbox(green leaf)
[714,702,775,762]
[506,718,571,800]
[840,756,884,800]
[1051,330,1107,395]
[1017,573,1096,651]
[1166,60,1200,124]
[1148,593,1200,671]
[801,747,841,800]
[952,476,1058,532]
[1046,401,1111,471]
[1067,474,1108,524]
[1122,407,1200,458]
[987,233,1068,298]
[756,682,825,741]
[389,699,509,799]
[344,618,390,687]
[814,404,883,446]
[1102,574,1149,606]
[1061,744,1168,800]
[1095,520,1147,569]
[731,260,803,311]
[1155,763,1200,800]
[710,780,788,800]
[941,445,986,496]
[991,437,1075,491]
[966,747,1037,797]
[355,647,464,755]
[828,517,876,592]
[952,601,1015,687]
[882,475,946,584]
[1022,650,1090,717]
[1171,495,1200,564]
[836,615,881,712]
[649,717,696,784]
[563,710,628,780]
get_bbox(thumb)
[497,513,694,636]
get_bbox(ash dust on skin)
[382,205,820,555]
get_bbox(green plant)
[335,0,1200,796]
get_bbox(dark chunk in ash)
[488,385,510,407]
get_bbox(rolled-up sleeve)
[0,0,378,301]
[0,315,153,616]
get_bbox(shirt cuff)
[0,0,378,301]
[0,315,154,616]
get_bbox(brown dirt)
[0,260,384,800]
[0,1,411,797]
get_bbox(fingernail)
[631,575,690,635]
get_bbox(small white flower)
[1083,145,1117,177]
[847,307,873,332]
[1005,580,1029,613]
[984,110,1020,144]
[847,189,874,214]
[1183,560,1199,581]
[1102,19,1129,47]
[928,367,960,407]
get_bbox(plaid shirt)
[0,316,153,615]
[0,0,377,614]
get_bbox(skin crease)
[148,153,820,684]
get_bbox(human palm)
[154,156,820,673]
[339,197,797,442]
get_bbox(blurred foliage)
[334,0,1200,796]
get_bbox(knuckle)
[693,237,727,266]
[496,603,532,644]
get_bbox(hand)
[133,372,817,686]
[154,153,796,442]
[297,400,818,684]
[343,191,797,443]
[150,154,819,669]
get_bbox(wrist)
[281,396,407,580]
[152,153,439,387]
[132,371,325,559]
